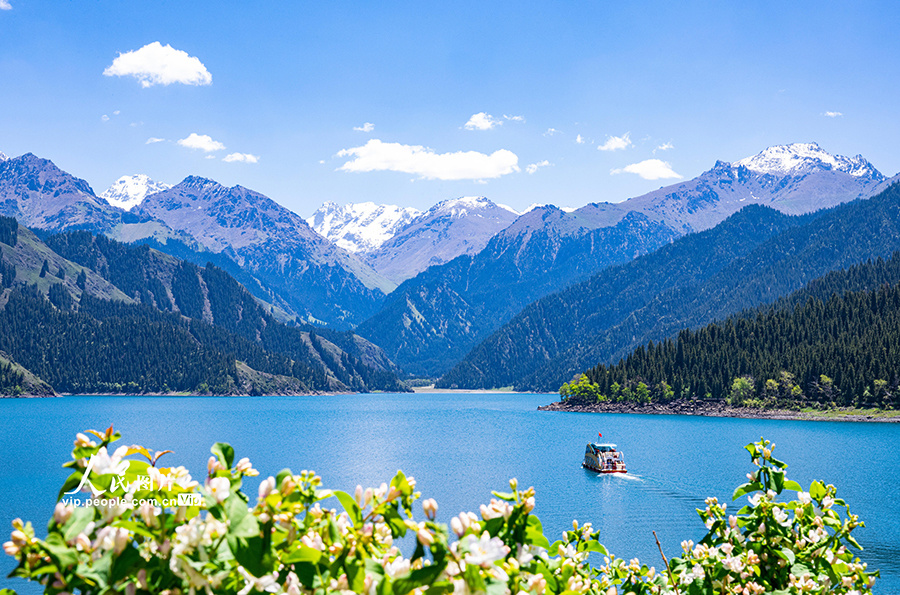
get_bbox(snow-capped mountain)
[101,174,171,210]
[307,201,421,253]
[733,142,878,177]
[0,151,8,162]
[364,196,520,283]
[580,142,886,234]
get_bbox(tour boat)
[582,442,627,474]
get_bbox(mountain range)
[438,182,900,391]
[352,143,892,377]
[0,142,896,394]
[0,216,404,395]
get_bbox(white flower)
[747,493,762,507]
[53,503,74,525]
[258,476,276,500]
[798,492,811,505]
[462,532,510,567]
[822,496,835,509]
[383,556,410,579]
[207,477,230,504]
[772,507,790,527]
[91,446,130,476]
[235,457,258,476]
[236,567,279,595]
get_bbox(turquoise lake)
[1,393,898,593]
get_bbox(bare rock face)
[0,153,120,234]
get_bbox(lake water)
[1,393,898,593]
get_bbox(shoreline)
[538,399,900,423]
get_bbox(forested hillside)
[0,218,406,395]
[566,253,900,409]
[357,209,677,376]
[439,183,900,391]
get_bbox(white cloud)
[337,139,519,181]
[146,137,166,144]
[464,112,502,131]
[597,132,632,151]
[526,160,551,174]
[656,142,674,151]
[503,114,525,122]
[101,114,110,122]
[178,133,225,152]
[103,42,212,88]
[575,134,585,144]
[611,159,682,180]
[544,128,560,136]
[824,111,843,118]
[113,110,120,115]
[223,152,260,163]
[205,155,216,160]
[0,1,11,10]
[353,122,375,132]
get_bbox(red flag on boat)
[598,432,602,437]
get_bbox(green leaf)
[525,515,551,549]
[772,469,785,493]
[226,494,260,539]
[382,507,407,537]
[490,491,516,502]
[0,588,20,595]
[775,548,795,565]
[56,472,83,501]
[584,541,609,555]
[783,480,803,492]
[229,534,270,577]
[283,544,323,564]
[393,564,446,594]
[62,507,94,543]
[745,443,758,458]
[332,490,363,526]
[109,545,142,584]
[732,482,761,501]
[809,480,826,501]
[42,532,79,569]
[211,442,234,470]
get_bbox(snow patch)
[101,174,171,210]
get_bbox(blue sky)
[1,1,898,215]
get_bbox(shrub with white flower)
[1,431,879,595]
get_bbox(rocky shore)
[538,398,900,423]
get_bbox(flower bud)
[422,498,438,520]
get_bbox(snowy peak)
[307,201,421,253]
[0,151,8,162]
[100,174,171,210]
[733,143,882,179]
[426,196,518,219]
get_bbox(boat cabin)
[582,442,627,473]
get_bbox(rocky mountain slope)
[362,197,520,283]
[132,176,394,326]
